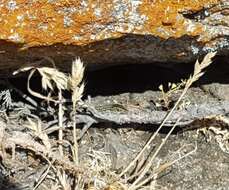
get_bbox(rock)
[201,83,229,100]
[0,0,228,77]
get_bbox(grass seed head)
[69,58,85,90]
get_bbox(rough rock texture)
[0,0,228,76]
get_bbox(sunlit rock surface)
[0,0,228,76]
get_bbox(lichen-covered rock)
[0,0,228,76]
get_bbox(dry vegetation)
[0,52,217,189]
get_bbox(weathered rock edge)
[0,0,228,77]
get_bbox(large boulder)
[0,0,228,77]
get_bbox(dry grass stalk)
[68,58,85,165]
[58,89,64,156]
[68,58,85,111]
[21,65,69,157]
[12,57,85,188]
[33,165,52,190]
[13,57,85,162]
[83,149,118,190]
[129,118,181,189]
[132,143,197,190]
[120,52,216,188]
[14,65,69,103]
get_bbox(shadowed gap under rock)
[84,55,229,96]
[4,55,228,101]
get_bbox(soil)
[0,55,229,189]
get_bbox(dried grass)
[119,52,216,189]
[2,52,216,190]
[68,58,85,165]
[11,57,85,189]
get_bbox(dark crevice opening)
[84,55,228,97]
[84,62,192,97]
[3,55,227,99]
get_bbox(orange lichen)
[139,0,219,38]
[0,0,221,48]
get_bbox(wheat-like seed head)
[185,52,216,88]
[192,52,216,82]
[13,65,69,92]
[69,58,85,110]
[72,84,85,111]
[69,58,85,90]
[38,67,68,91]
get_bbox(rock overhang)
[0,0,228,77]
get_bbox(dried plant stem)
[69,58,85,165]
[58,89,64,157]
[33,165,51,190]
[27,69,58,103]
[131,143,197,190]
[72,111,79,165]
[119,89,188,177]
[120,52,216,179]
[129,118,180,189]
